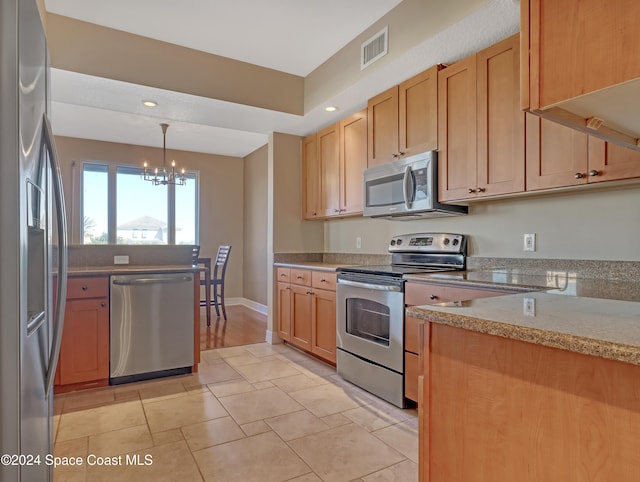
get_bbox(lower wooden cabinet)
[276,267,336,364]
[404,282,512,402]
[56,276,110,391]
[420,323,640,481]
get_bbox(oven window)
[345,298,390,346]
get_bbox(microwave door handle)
[403,165,415,209]
[42,113,69,399]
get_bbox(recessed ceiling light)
[142,100,158,107]
[325,106,337,112]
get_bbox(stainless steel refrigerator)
[0,0,68,480]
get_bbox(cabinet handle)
[312,212,317,216]
[320,279,327,283]
[285,286,290,290]
[575,172,585,179]
[334,209,340,213]
[392,153,399,158]
[429,294,438,300]
[477,187,486,193]
[297,275,303,279]
[589,169,600,177]
[467,188,476,194]
[280,273,286,277]
[100,302,106,308]
[81,285,88,291]
[306,290,314,295]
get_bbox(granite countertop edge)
[407,304,640,367]
[65,265,200,276]
[273,262,346,272]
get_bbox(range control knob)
[390,240,396,246]
[452,238,459,246]
[443,238,450,246]
[396,239,403,245]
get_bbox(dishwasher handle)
[112,275,192,286]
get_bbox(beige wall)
[54,136,245,298]
[325,185,640,261]
[243,145,268,305]
[266,132,324,341]
[271,133,324,253]
[304,0,492,112]
[46,14,304,115]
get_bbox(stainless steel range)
[336,233,467,407]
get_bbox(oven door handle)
[337,279,402,292]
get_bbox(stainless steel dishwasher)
[110,272,194,384]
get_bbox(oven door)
[336,275,404,373]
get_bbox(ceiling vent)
[361,26,388,70]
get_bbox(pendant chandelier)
[143,123,186,186]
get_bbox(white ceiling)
[45,0,520,157]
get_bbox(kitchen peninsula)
[407,265,640,481]
[55,245,201,393]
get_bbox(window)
[80,162,199,245]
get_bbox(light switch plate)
[114,255,129,265]
[523,297,536,316]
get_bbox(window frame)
[77,160,200,245]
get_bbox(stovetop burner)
[336,264,454,278]
[338,233,467,279]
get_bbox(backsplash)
[66,245,196,268]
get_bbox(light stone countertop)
[66,265,199,276]
[273,262,349,272]
[407,278,640,366]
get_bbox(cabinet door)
[277,282,292,342]
[525,114,588,190]
[368,86,399,167]
[59,297,109,385]
[339,109,367,215]
[302,134,320,219]
[399,65,439,157]
[523,0,640,111]
[290,285,312,351]
[438,56,477,201]
[311,288,336,364]
[477,35,525,197]
[587,138,640,183]
[318,123,341,217]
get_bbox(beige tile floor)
[53,343,418,482]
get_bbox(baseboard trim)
[225,297,268,315]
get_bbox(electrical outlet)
[523,297,536,316]
[114,255,129,265]
[523,233,536,252]
[356,236,362,249]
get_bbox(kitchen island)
[55,264,201,393]
[407,270,640,481]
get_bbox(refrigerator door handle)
[42,113,68,398]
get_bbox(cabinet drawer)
[290,269,312,286]
[66,277,109,299]
[405,316,422,355]
[312,271,337,291]
[276,267,291,282]
[405,282,506,306]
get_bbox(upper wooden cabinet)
[339,109,367,216]
[526,114,640,190]
[318,123,341,217]
[368,65,440,167]
[439,35,524,202]
[521,0,640,151]
[303,109,368,220]
[301,134,320,220]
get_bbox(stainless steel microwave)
[363,151,468,220]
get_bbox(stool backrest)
[213,245,231,281]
